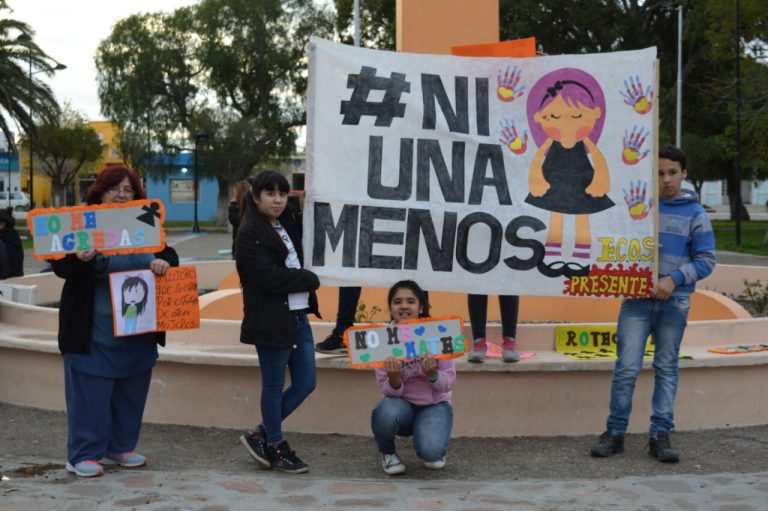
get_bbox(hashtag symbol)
[340,66,410,126]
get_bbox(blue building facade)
[0,151,20,193]
[144,153,219,222]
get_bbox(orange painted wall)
[396,0,499,54]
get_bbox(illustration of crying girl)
[121,275,149,335]
[525,68,614,267]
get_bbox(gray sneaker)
[381,452,406,475]
[502,337,520,363]
[467,338,487,363]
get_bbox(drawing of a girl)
[121,275,149,334]
[525,68,614,262]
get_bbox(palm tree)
[0,3,61,151]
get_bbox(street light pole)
[192,132,209,234]
[7,148,12,208]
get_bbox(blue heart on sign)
[414,326,426,335]
[438,325,447,332]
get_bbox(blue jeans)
[606,296,690,437]
[255,311,316,444]
[371,397,452,462]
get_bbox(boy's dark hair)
[659,146,686,170]
[121,275,150,317]
[387,280,431,318]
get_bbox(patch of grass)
[712,220,768,256]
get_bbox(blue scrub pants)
[64,361,152,464]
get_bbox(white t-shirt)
[274,222,309,311]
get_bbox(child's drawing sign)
[28,199,166,260]
[343,315,466,369]
[109,266,199,336]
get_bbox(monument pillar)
[396,0,499,54]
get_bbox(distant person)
[228,179,252,258]
[372,280,455,475]
[0,207,23,279]
[466,294,520,363]
[236,170,320,474]
[53,165,179,478]
[590,146,716,463]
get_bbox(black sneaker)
[590,430,625,457]
[266,440,309,474]
[649,431,680,462]
[315,333,347,354]
[239,426,270,469]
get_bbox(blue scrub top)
[63,253,158,378]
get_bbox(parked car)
[0,191,30,211]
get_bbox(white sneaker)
[423,457,446,470]
[381,452,406,475]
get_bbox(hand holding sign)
[344,316,466,369]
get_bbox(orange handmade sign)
[109,266,199,337]
[343,315,466,369]
[28,200,166,260]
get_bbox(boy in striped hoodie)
[591,146,716,462]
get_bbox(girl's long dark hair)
[387,280,430,319]
[121,275,150,317]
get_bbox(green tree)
[333,0,395,49]
[21,104,102,207]
[95,0,333,224]
[0,2,61,151]
[191,108,274,225]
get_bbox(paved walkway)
[2,404,768,511]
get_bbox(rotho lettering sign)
[343,315,466,368]
[28,200,165,260]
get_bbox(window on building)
[170,179,197,202]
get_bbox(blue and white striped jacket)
[658,191,716,296]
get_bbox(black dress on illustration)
[525,141,614,214]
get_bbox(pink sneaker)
[467,338,487,363]
[100,451,146,468]
[502,337,520,363]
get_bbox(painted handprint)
[623,180,654,220]
[497,66,525,102]
[497,118,528,155]
[620,76,654,115]
[622,125,650,165]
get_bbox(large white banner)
[306,37,657,297]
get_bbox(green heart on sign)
[360,353,370,362]
[392,347,404,357]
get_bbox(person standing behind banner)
[466,294,520,363]
[372,280,456,476]
[52,165,179,478]
[236,170,321,474]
